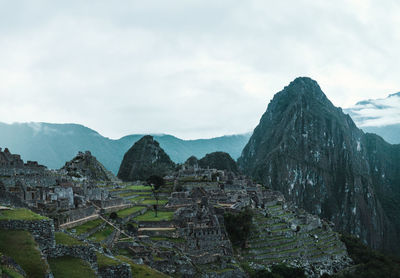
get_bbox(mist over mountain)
[239,77,400,255]
[0,122,251,174]
[345,92,400,144]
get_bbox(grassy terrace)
[48,256,95,278]
[0,208,48,221]
[68,219,103,235]
[115,206,146,218]
[0,229,48,278]
[96,252,120,268]
[55,232,85,246]
[116,255,169,278]
[150,236,185,243]
[141,199,168,205]
[135,211,174,222]
[88,225,114,242]
[125,185,151,191]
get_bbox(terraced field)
[244,202,348,267]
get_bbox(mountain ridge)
[0,122,251,174]
[239,77,400,255]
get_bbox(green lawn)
[128,196,144,203]
[0,208,47,221]
[135,211,174,222]
[96,252,120,268]
[48,256,95,278]
[141,199,168,205]
[0,229,48,278]
[116,255,169,278]
[116,206,146,218]
[118,192,138,197]
[126,185,151,191]
[55,232,85,246]
[88,225,114,242]
[68,219,103,235]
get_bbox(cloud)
[0,0,399,139]
[348,94,400,127]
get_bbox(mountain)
[345,92,400,144]
[238,77,400,255]
[60,151,118,182]
[0,122,251,174]
[117,135,176,181]
[198,152,239,174]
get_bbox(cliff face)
[117,135,176,181]
[238,77,400,254]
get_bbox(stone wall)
[47,244,97,269]
[0,219,55,252]
[98,263,131,278]
[0,189,29,208]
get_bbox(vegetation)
[48,256,95,278]
[69,219,103,235]
[88,225,114,242]
[326,234,400,278]
[224,207,253,248]
[141,199,168,205]
[0,229,48,278]
[96,252,120,268]
[146,175,165,217]
[116,255,169,278]
[115,206,146,218]
[0,208,47,221]
[241,263,306,278]
[135,211,174,222]
[55,232,84,246]
[126,185,150,191]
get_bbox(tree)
[146,175,165,218]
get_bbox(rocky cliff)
[60,151,118,182]
[117,135,176,181]
[238,77,400,254]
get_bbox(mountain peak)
[117,135,175,181]
[282,76,327,101]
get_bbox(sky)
[0,0,400,140]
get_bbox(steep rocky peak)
[267,77,333,115]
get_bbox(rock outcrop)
[199,152,239,174]
[61,151,118,182]
[238,77,400,255]
[117,136,176,181]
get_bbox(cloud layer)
[1,0,400,139]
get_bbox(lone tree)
[146,175,165,217]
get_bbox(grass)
[0,208,47,221]
[55,232,85,246]
[88,225,114,242]
[0,265,24,278]
[68,219,103,235]
[135,211,174,222]
[0,229,48,278]
[150,236,185,243]
[141,199,168,205]
[96,252,120,268]
[116,255,169,278]
[115,206,146,218]
[48,256,95,278]
[125,185,151,191]
[118,192,138,197]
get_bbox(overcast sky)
[0,0,399,139]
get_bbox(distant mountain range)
[0,122,251,174]
[345,92,400,144]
